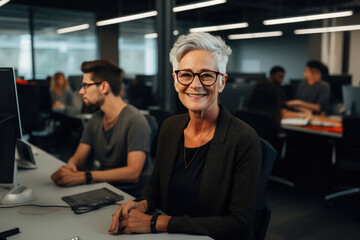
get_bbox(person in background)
[285,60,330,116]
[108,32,262,239]
[269,66,285,86]
[51,59,151,197]
[50,72,73,111]
[246,66,285,126]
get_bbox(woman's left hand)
[117,210,152,234]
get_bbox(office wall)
[227,34,309,83]
[349,30,360,86]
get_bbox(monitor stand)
[0,185,35,205]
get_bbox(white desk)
[281,116,343,138]
[0,148,210,240]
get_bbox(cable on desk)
[0,204,70,209]
[18,206,70,215]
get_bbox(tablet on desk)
[62,187,124,214]
[16,139,36,169]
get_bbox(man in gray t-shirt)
[51,59,151,196]
[80,105,150,171]
[285,60,330,116]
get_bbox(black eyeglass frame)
[80,81,104,92]
[174,70,224,86]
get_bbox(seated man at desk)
[51,59,151,196]
[285,60,330,116]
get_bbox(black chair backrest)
[235,110,278,142]
[143,114,159,161]
[254,138,277,240]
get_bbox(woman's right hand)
[108,200,148,234]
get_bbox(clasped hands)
[51,163,84,186]
[108,200,151,234]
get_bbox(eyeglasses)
[175,70,223,86]
[80,81,103,93]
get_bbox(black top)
[166,138,212,217]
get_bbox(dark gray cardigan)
[142,106,262,239]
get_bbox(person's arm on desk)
[281,108,313,119]
[108,199,171,234]
[51,150,146,186]
[51,143,91,186]
[286,99,321,113]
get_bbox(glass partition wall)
[33,8,97,79]
[0,5,32,79]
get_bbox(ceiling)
[9,0,360,33]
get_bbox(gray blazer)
[142,105,262,240]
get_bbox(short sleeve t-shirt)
[295,80,330,112]
[80,104,151,170]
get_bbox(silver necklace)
[183,124,213,170]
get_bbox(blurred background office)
[1,0,360,239]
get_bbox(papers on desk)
[281,118,310,126]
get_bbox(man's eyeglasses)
[80,81,103,93]
[174,70,223,86]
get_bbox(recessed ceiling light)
[96,11,158,27]
[189,22,248,33]
[264,10,353,25]
[173,0,226,12]
[0,0,11,8]
[57,24,90,34]
[294,24,360,35]
[228,31,283,40]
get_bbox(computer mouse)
[0,185,35,205]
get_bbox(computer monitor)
[227,72,266,84]
[0,114,17,187]
[342,85,360,116]
[0,67,34,204]
[0,68,23,139]
[324,75,352,102]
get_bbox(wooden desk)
[0,147,210,240]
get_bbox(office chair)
[325,116,360,202]
[235,110,293,188]
[143,114,159,167]
[254,138,277,240]
[149,109,173,158]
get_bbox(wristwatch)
[85,171,92,184]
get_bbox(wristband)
[150,213,161,233]
[85,171,92,184]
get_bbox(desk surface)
[0,147,210,240]
[282,116,343,138]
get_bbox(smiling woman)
[109,32,262,239]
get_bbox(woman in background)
[50,72,73,111]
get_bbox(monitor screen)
[0,114,17,185]
[0,68,23,139]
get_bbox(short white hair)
[169,32,232,78]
